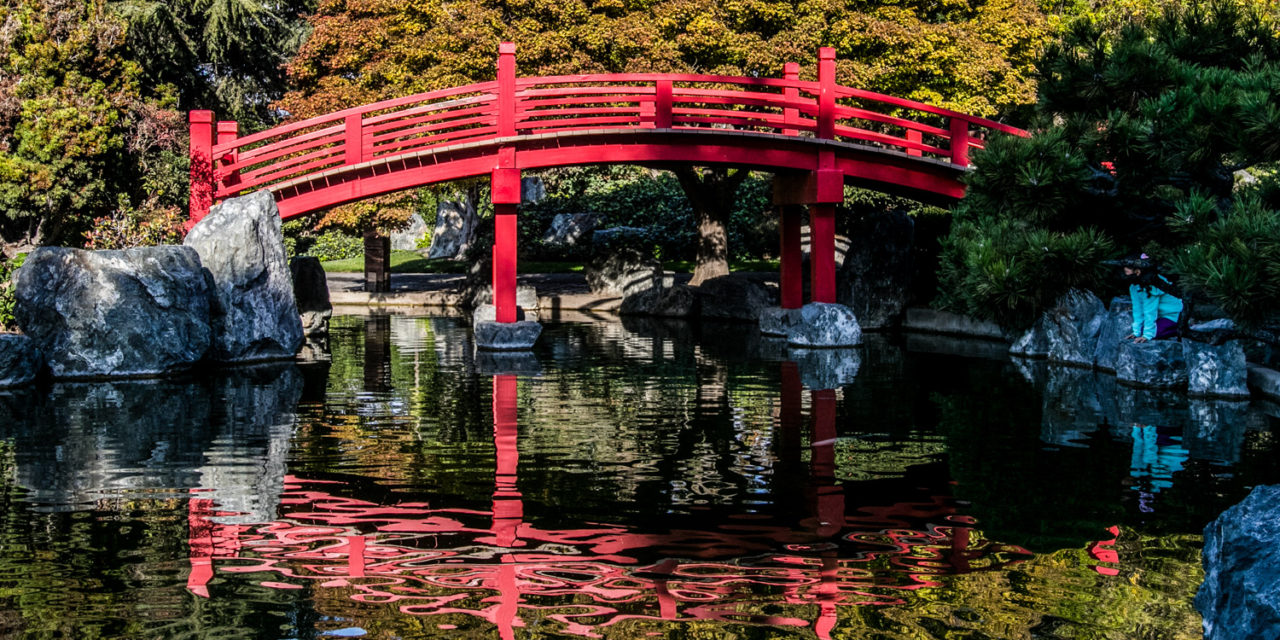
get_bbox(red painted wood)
[783,63,800,136]
[655,80,673,128]
[344,114,363,165]
[949,118,969,165]
[817,48,836,140]
[196,45,1030,221]
[498,42,517,137]
[906,129,923,157]
[809,204,836,304]
[188,110,215,225]
[216,121,240,191]
[780,204,803,309]
[493,203,518,324]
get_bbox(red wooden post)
[906,128,923,157]
[780,205,803,309]
[492,42,521,324]
[188,110,215,225]
[497,42,517,137]
[344,114,364,165]
[809,203,836,303]
[493,204,519,323]
[949,117,970,166]
[816,48,836,140]
[782,62,800,136]
[216,121,239,191]
[655,79,673,129]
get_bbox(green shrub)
[304,230,363,262]
[0,254,28,332]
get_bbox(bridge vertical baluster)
[949,117,970,166]
[906,129,923,157]
[655,80,673,129]
[782,62,800,136]
[216,121,240,193]
[344,114,363,165]
[188,111,215,226]
[497,42,517,137]
[816,48,836,140]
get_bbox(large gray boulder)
[290,256,332,361]
[469,285,539,312]
[391,211,429,250]
[586,248,665,296]
[759,306,802,337]
[697,276,774,322]
[185,191,303,363]
[1185,340,1250,399]
[786,302,862,348]
[474,320,542,351]
[289,257,331,337]
[620,284,699,318]
[836,210,913,329]
[542,213,602,247]
[14,246,212,378]
[1093,297,1132,372]
[1197,484,1280,640]
[1009,315,1050,358]
[0,334,41,388]
[592,226,647,249]
[1115,339,1188,389]
[1008,289,1107,366]
[426,197,479,260]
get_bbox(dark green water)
[0,314,1276,639]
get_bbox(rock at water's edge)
[697,276,774,322]
[185,191,303,363]
[1115,339,1188,389]
[474,320,542,351]
[1197,484,1280,640]
[290,256,331,337]
[1186,340,1250,399]
[759,307,802,337]
[786,302,862,348]
[0,334,41,388]
[15,246,212,378]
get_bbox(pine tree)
[941,0,1280,330]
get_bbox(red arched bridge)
[189,43,1026,323]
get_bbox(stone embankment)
[1006,289,1261,400]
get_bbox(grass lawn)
[321,250,779,275]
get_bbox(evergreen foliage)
[940,0,1280,330]
[112,0,317,129]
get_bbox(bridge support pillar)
[778,205,804,310]
[493,204,518,323]
[491,166,522,324]
[809,204,836,304]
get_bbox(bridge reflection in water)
[187,365,1032,638]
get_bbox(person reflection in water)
[1127,424,1190,513]
[1121,253,1183,343]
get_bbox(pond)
[0,313,1277,639]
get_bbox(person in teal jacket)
[1123,254,1183,342]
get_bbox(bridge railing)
[192,45,1027,207]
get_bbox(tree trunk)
[673,167,748,286]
